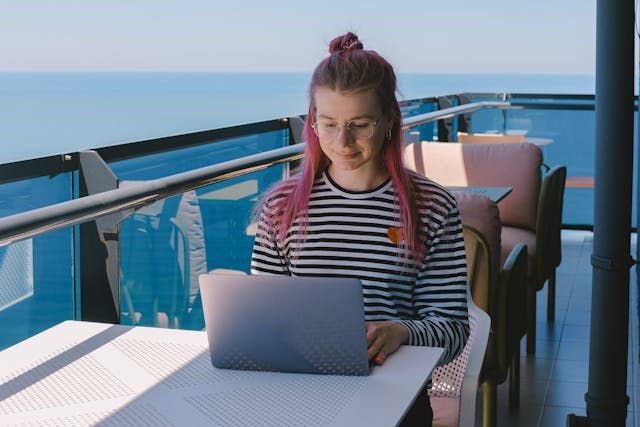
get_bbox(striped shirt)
[251,171,469,364]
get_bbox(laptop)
[198,274,370,376]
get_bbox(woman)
[251,33,469,425]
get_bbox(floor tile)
[556,285,574,298]
[551,409,635,427]
[557,340,590,361]
[494,402,543,427]
[567,297,592,312]
[540,406,585,427]
[535,322,565,342]
[564,310,591,326]
[498,379,548,407]
[572,287,592,297]
[556,296,570,311]
[521,339,559,360]
[562,325,590,342]
[468,232,640,426]
[546,381,588,408]
[552,359,588,383]
[520,357,555,381]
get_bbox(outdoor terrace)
[483,230,639,426]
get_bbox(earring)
[386,130,392,141]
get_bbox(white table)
[0,321,443,426]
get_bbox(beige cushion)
[501,226,536,280]
[455,192,501,312]
[458,131,526,143]
[431,396,460,427]
[404,142,542,231]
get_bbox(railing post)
[78,151,125,323]
[436,96,454,142]
[456,94,472,133]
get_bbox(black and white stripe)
[251,171,469,364]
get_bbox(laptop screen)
[199,274,370,376]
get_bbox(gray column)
[587,0,634,424]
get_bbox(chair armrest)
[535,166,567,282]
[496,242,528,382]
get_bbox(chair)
[457,132,526,144]
[404,141,551,355]
[534,166,567,322]
[500,165,567,341]
[430,270,491,427]
[498,240,528,409]
[456,193,527,425]
[430,221,526,427]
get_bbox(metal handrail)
[402,101,509,128]
[0,145,304,246]
[0,101,510,247]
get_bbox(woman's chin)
[329,155,364,170]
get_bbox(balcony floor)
[474,230,638,426]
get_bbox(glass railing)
[111,131,289,330]
[0,174,75,350]
[0,93,619,350]
[400,93,609,229]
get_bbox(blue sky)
[1,0,597,74]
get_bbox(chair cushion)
[404,142,542,231]
[431,396,460,427]
[501,226,536,280]
[458,131,526,143]
[455,192,501,310]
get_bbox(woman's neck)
[326,163,390,192]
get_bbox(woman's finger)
[365,322,378,346]
[374,348,388,365]
[367,335,385,361]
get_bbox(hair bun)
[329,32,364,54]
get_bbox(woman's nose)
[335,126,353,146]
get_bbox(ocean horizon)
[0,72,597,165]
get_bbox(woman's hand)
[365,321,409,365]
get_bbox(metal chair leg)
[509,345,521,409]
[527,286,537,354]
[547,272,556,322]
[482,378,497,427]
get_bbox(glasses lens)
[315,121,337,139]
[348,121,375,139]
[314,120,376,139]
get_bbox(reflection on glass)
[0,239,34,311]
[114,130,287,330]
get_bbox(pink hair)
[260,33,426,262]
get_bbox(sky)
[0,0,598,74]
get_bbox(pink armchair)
[447,192,527,426]
[405,142,545,354]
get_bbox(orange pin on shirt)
[387,227,404,244]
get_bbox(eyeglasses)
[312,118,380,140]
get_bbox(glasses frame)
[312,118,381,140]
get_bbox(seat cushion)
[431,396,460,427]
[501,226,536,280]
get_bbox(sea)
[0,72,597,165]
[0,72,621,350]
